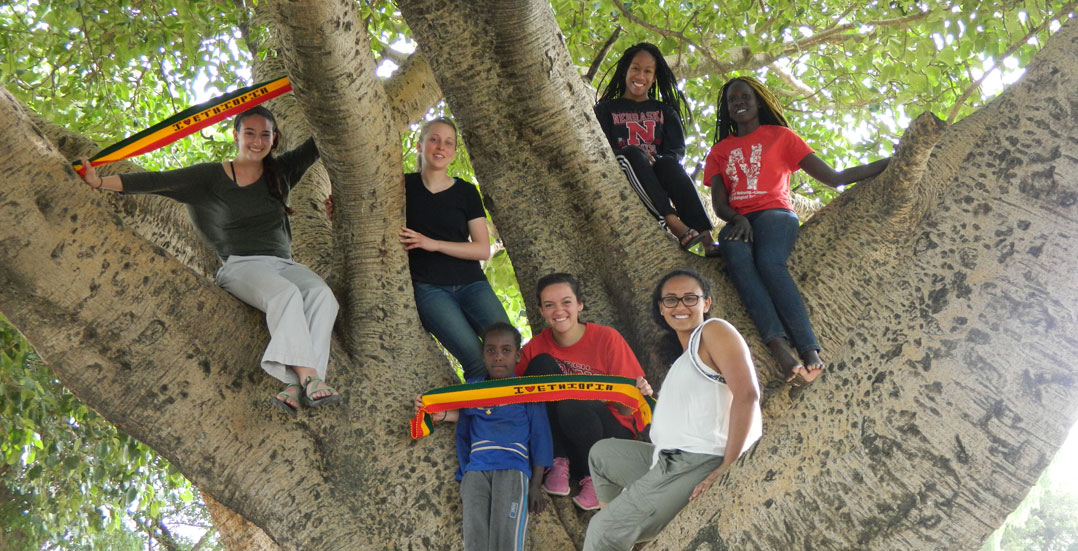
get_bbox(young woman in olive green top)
[78,106,341,414]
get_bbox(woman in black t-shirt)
[594,42,718,256]
[399,117,511,381]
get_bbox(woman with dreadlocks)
[77,106,341,413]
[594,42,719,255]
[704,77,889,386]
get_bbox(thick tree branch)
[19,101,219,277]
[383,52,443,131]
[264,3,462,546]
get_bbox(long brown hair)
[234,106,293,215]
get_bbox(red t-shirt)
[702,125,813,215]
[515,323,645,433]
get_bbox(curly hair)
[596,42,692,124]
[713,76,789,142]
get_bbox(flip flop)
[272,383,302,416]
[704,244,722,258]
[789,368,811,388]
[302,376,342,408]
[784,361,812,387]
[679,229,706,250]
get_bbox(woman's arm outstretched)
[77,158,124,192]
[799,153,890,189]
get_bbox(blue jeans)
[414,280,511,381]
[718,208,819,354]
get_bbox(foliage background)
[1,0,1074,548]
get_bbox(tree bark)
[203,492,282,551]
[1,3,1075,551]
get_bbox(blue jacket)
[455,378,553,481]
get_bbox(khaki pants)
[215,255,338,384]
[583,439,724,551]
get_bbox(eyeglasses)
[658,294,705,308]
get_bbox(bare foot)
[799,349,824,383]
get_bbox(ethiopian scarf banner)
[72,76,292,174]
[411,374,656,439]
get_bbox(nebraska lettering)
[611,110,664,125]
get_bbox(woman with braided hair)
[704,77,890,385]
[78,106,341,413]
[594,42,719,256]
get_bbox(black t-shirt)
[593,98,686,161]
[404,172,488,285]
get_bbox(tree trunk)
[203,492,282,551]
[0,3,1075,551]
[396,0,702,378]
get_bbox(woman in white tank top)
[582,269,762,551]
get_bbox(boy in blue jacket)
[457,322,553,551]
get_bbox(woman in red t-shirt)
[515,273,648,511]
[703,77,889,385]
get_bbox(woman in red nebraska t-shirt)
[703,77,890,386]
[514,273,648,511]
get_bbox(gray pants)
[583,439,724,551]
[460,469,529,551]
[215,255,338,384]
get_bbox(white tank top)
[649,318,763,462]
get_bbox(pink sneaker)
[542,457,570,496]
[572,476,599,510]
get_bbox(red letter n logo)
[626,121,656,146]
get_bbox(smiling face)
[725,80,760,128]
[233,114,276,162]
[482,330,521,380]
[658,275,712,334]
[623,50,657,102]
[417,121,457,172]
[539,282,584,337]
